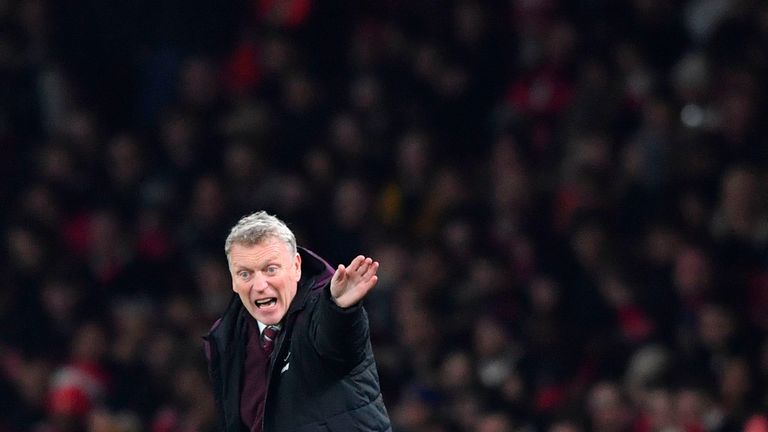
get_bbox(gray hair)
[224,211,297,260]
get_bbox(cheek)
[279,278,297,300]
[233,280,248,293]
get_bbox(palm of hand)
[330,255,379,308]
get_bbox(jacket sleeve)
[308,284,370,366]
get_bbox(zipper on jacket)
[261,310,291,431]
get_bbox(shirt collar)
[256,321,281,334]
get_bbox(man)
[204,211,391,431]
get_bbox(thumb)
[333,264,346,284]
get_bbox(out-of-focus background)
[1,0,768,431]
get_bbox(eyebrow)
[233,254,280,269]
[233,264,251,270]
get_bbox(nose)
[251,273,269,293]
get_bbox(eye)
[265,265,279,275]
[238,270,251,280]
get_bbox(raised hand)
[330,255,379,308]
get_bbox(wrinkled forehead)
[227,237,297,263]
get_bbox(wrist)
[326,285,360,311]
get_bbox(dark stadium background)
[1,0,768,431]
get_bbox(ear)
[227,258,237,292]
[293,252,302,282]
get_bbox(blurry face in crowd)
[228,237,302,325]
[549,422,582,432]
[588,382,627,431]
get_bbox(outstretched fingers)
[361,260,379,281]
[354,257,373,277]
[331,255,380,308]
[333,264,347,284]
[349,255,365,272]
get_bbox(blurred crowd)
[2,0,768,431]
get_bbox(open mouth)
[255,298,277,308]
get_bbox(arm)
[310,256,379,365]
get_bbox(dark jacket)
[204,248,391,432]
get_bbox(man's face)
[228,238,301,325]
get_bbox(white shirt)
[257,321,281,335]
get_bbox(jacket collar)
[285,247,335,316]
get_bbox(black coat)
[204,248,391,431]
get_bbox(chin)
[256,309,285,325]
